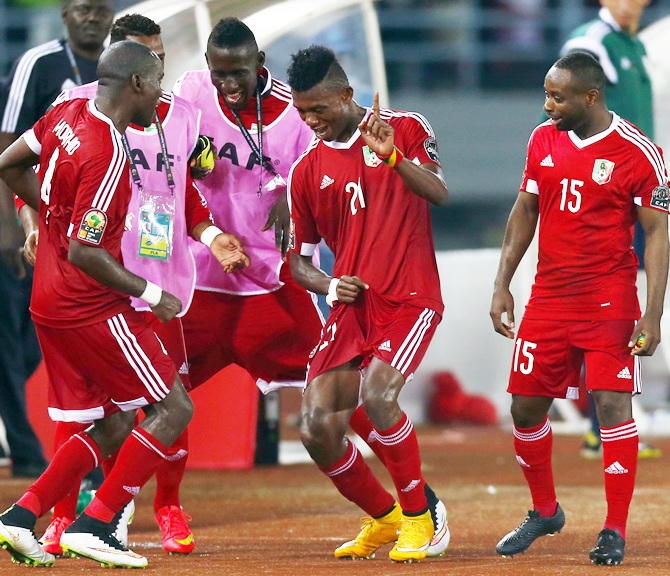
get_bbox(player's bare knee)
[89,410,136,458]
[593,392,632,427]
[165,391,194,431]
[361,381,401,424]
[510,398,549,428]
[299,406,326,449]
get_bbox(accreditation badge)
[137,189,176,260]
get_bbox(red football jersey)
[521,113,669,321]
[289,108,444,314]
[24,98,134,327]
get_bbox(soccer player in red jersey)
[22,16,248,557]
[0,41,205,569]
[287,45,449,563]
[491,52,669,566]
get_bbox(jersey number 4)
[40,148,60,204]
[559,178,583,213]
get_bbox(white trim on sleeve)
[300,242,317,257]
[525,179,539,195]
[23,129,42,155]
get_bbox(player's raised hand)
[358,91,394,158]
[210,232,251,272]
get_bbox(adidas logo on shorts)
[616,367,632,379]
[379,340,392,352]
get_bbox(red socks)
[513,417,557,517]
[88,427,170,522]
[51,421,89,520]
[348,404,386,464]
[374,413,427,515]
[347,408,427,514]
[18,432,101,518]
[320,440,395,518]
[154,427,189,511]
[601,420,638,541]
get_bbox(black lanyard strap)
[232,81,277,198]
[64,42,82,86]
[121,110,175,195]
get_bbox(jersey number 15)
[559,178,583,213]
[513,338,537,375]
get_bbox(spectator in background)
[560,0,661,460]
[0,0,113,479]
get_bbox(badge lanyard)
[64,41,82,86]
[232,81,278,198]
[121,112,177,261]
[121,111,175,194]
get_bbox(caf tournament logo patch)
[77,209,107,244]
[651,185,669,210]
[424,137,439,163]
[592,159,615,185]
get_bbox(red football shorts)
[307,289,441,384]
[182,265,324,390]
[36,311,177,422]
[142,313,190,389]
[508,318,640,398]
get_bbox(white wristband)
[139,280,163,307]
[200,225,224,248]
[326,277,340,307]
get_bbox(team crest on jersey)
[651,185,669,210]
[592,159,615,185]
[424,137,439,163]
[362,146,383,168]
[77,209,107,244]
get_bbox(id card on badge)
[138,190,176,260]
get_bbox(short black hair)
[97,40,161,84]
[553,51,606,93]
[207,17,257,51]
[287,45,349,93]
[62,0,111,9]
[111,14,161,43]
